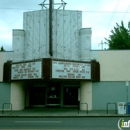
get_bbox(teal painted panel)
[0,82,11,109]
[92,82,129,110]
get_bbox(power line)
[0,7,36,11]
[103,0,120,39]
[1,7,130,14]
[82,11,130,14]
[121,2,130,20]
[0,40,12,50]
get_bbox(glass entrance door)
[30,87,46,106]
[46,84,60,106]
[63,87,78,106]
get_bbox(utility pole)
[39,0,67,57]
[49,0,53,56]
[99,41,103,50]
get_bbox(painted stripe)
[15,121,61,123]
[1,129,75,130]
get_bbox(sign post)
[126,80,129,103]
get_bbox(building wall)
[91,50,130,110]
[80,28,92,61]
[0,82,11,110]
[0,52,13,110]
[98,50,130,81]
[80,81,92,110]
[12,30,25,62]
[0,52,13,81]
[0,52,5,82]
[92,81,129,110]
[11,82,25,110]
[23,10,82,60]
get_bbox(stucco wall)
[0,82,11,110]
[92,81,129,110]
[11,82,25,110]
[91,50,130,110]
[80,82,92,110]
[96,50,130,81]
[0,52,5,82]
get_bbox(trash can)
[118,102,126,114]
[127,102,130,114]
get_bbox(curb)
[0,114,130,118]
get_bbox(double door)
[29,86,78,107]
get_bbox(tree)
[105,21,130,49]
[0,46,5,51]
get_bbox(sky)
[0,0,130,51]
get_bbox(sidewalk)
[0,107,130,117]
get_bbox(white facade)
[12,30,25,61]
[80,28,92,61]
[12,9,91,62]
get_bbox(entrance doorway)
[63,87,78,106]
[46,83,60,106]
[30,87,46,106]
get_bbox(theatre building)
[0,2,100,111]
[1,1,129,111]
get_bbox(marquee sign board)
[11,60,42,80]
[52,61,91,79]
[3,58,99,82]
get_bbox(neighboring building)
[0,51,13,110]
[92,50,130,110]
[0,1,129,111]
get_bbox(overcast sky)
[0,0,130,51]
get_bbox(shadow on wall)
[92,82,127,110]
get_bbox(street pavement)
[0,117,130,130]
[0,108,130,130]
